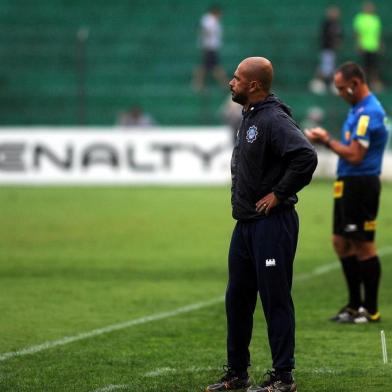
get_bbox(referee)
[205,57,317,392]
[305,61,388,324]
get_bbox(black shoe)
[205,366,250,391]
[247,370,297,392]
[329,305,358,323]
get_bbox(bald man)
[205,57,317,392]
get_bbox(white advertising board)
[0,127,391,184]
[0,127,233,185]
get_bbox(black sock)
[359,255,381,314]
[340,255,361,309]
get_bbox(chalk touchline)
[1,246,391,363]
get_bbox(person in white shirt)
[193,5,228,91]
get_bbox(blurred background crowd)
[0,0,390,138]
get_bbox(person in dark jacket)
[310,6,343,94]
[205,57,317,392]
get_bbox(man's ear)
[249,80,260,93]
[350,77,361,93]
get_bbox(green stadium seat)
[0,0,390,129]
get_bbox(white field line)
[92,385,129,392]
[1,245,392,364]
[144,365,215,377]
[0,297,223,363]
[143,366,340,378]
[295,245,392,281]
[94,366,341,391]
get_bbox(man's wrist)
[324,136,332,148]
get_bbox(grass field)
[1,180,392,391]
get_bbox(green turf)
[0,181,391,391]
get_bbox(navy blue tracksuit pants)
[226,208,299,371]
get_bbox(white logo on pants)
[265,258,276,267]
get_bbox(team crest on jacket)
[246,125,258,143]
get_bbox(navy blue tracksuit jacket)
[226,94,317,372]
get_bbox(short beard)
[231,92,247,106]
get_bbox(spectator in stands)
[116,106,156,128]
[309,6,343,95]
[192,5,228,91]
[353,2,383,92]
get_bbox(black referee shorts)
[333,176,381,242]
